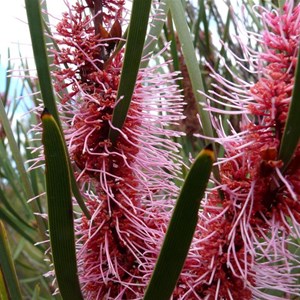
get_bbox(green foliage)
[25,0,90,219]
[279,47,300,169]
[41,110,83,300]
[0,221,22,300]
[169,0,213,139]
[109,0,152,143]
[144,145,214,300]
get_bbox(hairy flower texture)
[183,2,300,300]
[51,1,183,299]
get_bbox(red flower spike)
[185,1,300,299]
[48,1,184,299]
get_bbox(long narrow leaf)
[32,284,40,300]
[168,0,221,187]
[41,109,83,300]
[0,142,31,217]
[24,0,59,121]
[167,12,180,74]
[168,0,214,140]
[279,47,300,168]
[0,187,33,231]
[0,221,23,300]
[4,49,12,106]
[25,0,90,219]
[0,207,38,248]
[108,0,152,143]
[140,0,169,68]
[0,91,47,239]
[0,268,9,300]
[144,145,214,300]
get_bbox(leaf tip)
[41,107,51,120]
[202,143,215,161]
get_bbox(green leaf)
[167,12,180,74]
[215,9,231,72]
[241,0,262,30]
[168,0,221,188]
[25,0,90,219]
[199,0,210,55]
[3,49,12,108]
[0,141,31,217]
[0,186,34,231]
[0,221,23,300]
[0,86,47,239]
[0,268,9,300]
[24,0,59,122]
[168,0,214,140]
[144,145,214,300]
[32,284,40,300]
[41,109,83,300]
[108,0,152,143]
[279,47,300,168]
[0,207,39,249]
[140,0,169,68]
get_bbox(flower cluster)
[50,1,184,299]
[182,1,300,299]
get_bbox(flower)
[50,1,184,299]
[177,1,300,299]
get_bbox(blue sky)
[0,0,75,97]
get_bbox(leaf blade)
[279,47,300,168]
[168,0,214,140]
[41,109,83,300]
[25,0,90,220]
[0,221,23,300]
[144,145,214,300]
[108,0,152,143]
[24,0,59,121]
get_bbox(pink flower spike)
[178,1,300,299]
[46,1,184,299]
